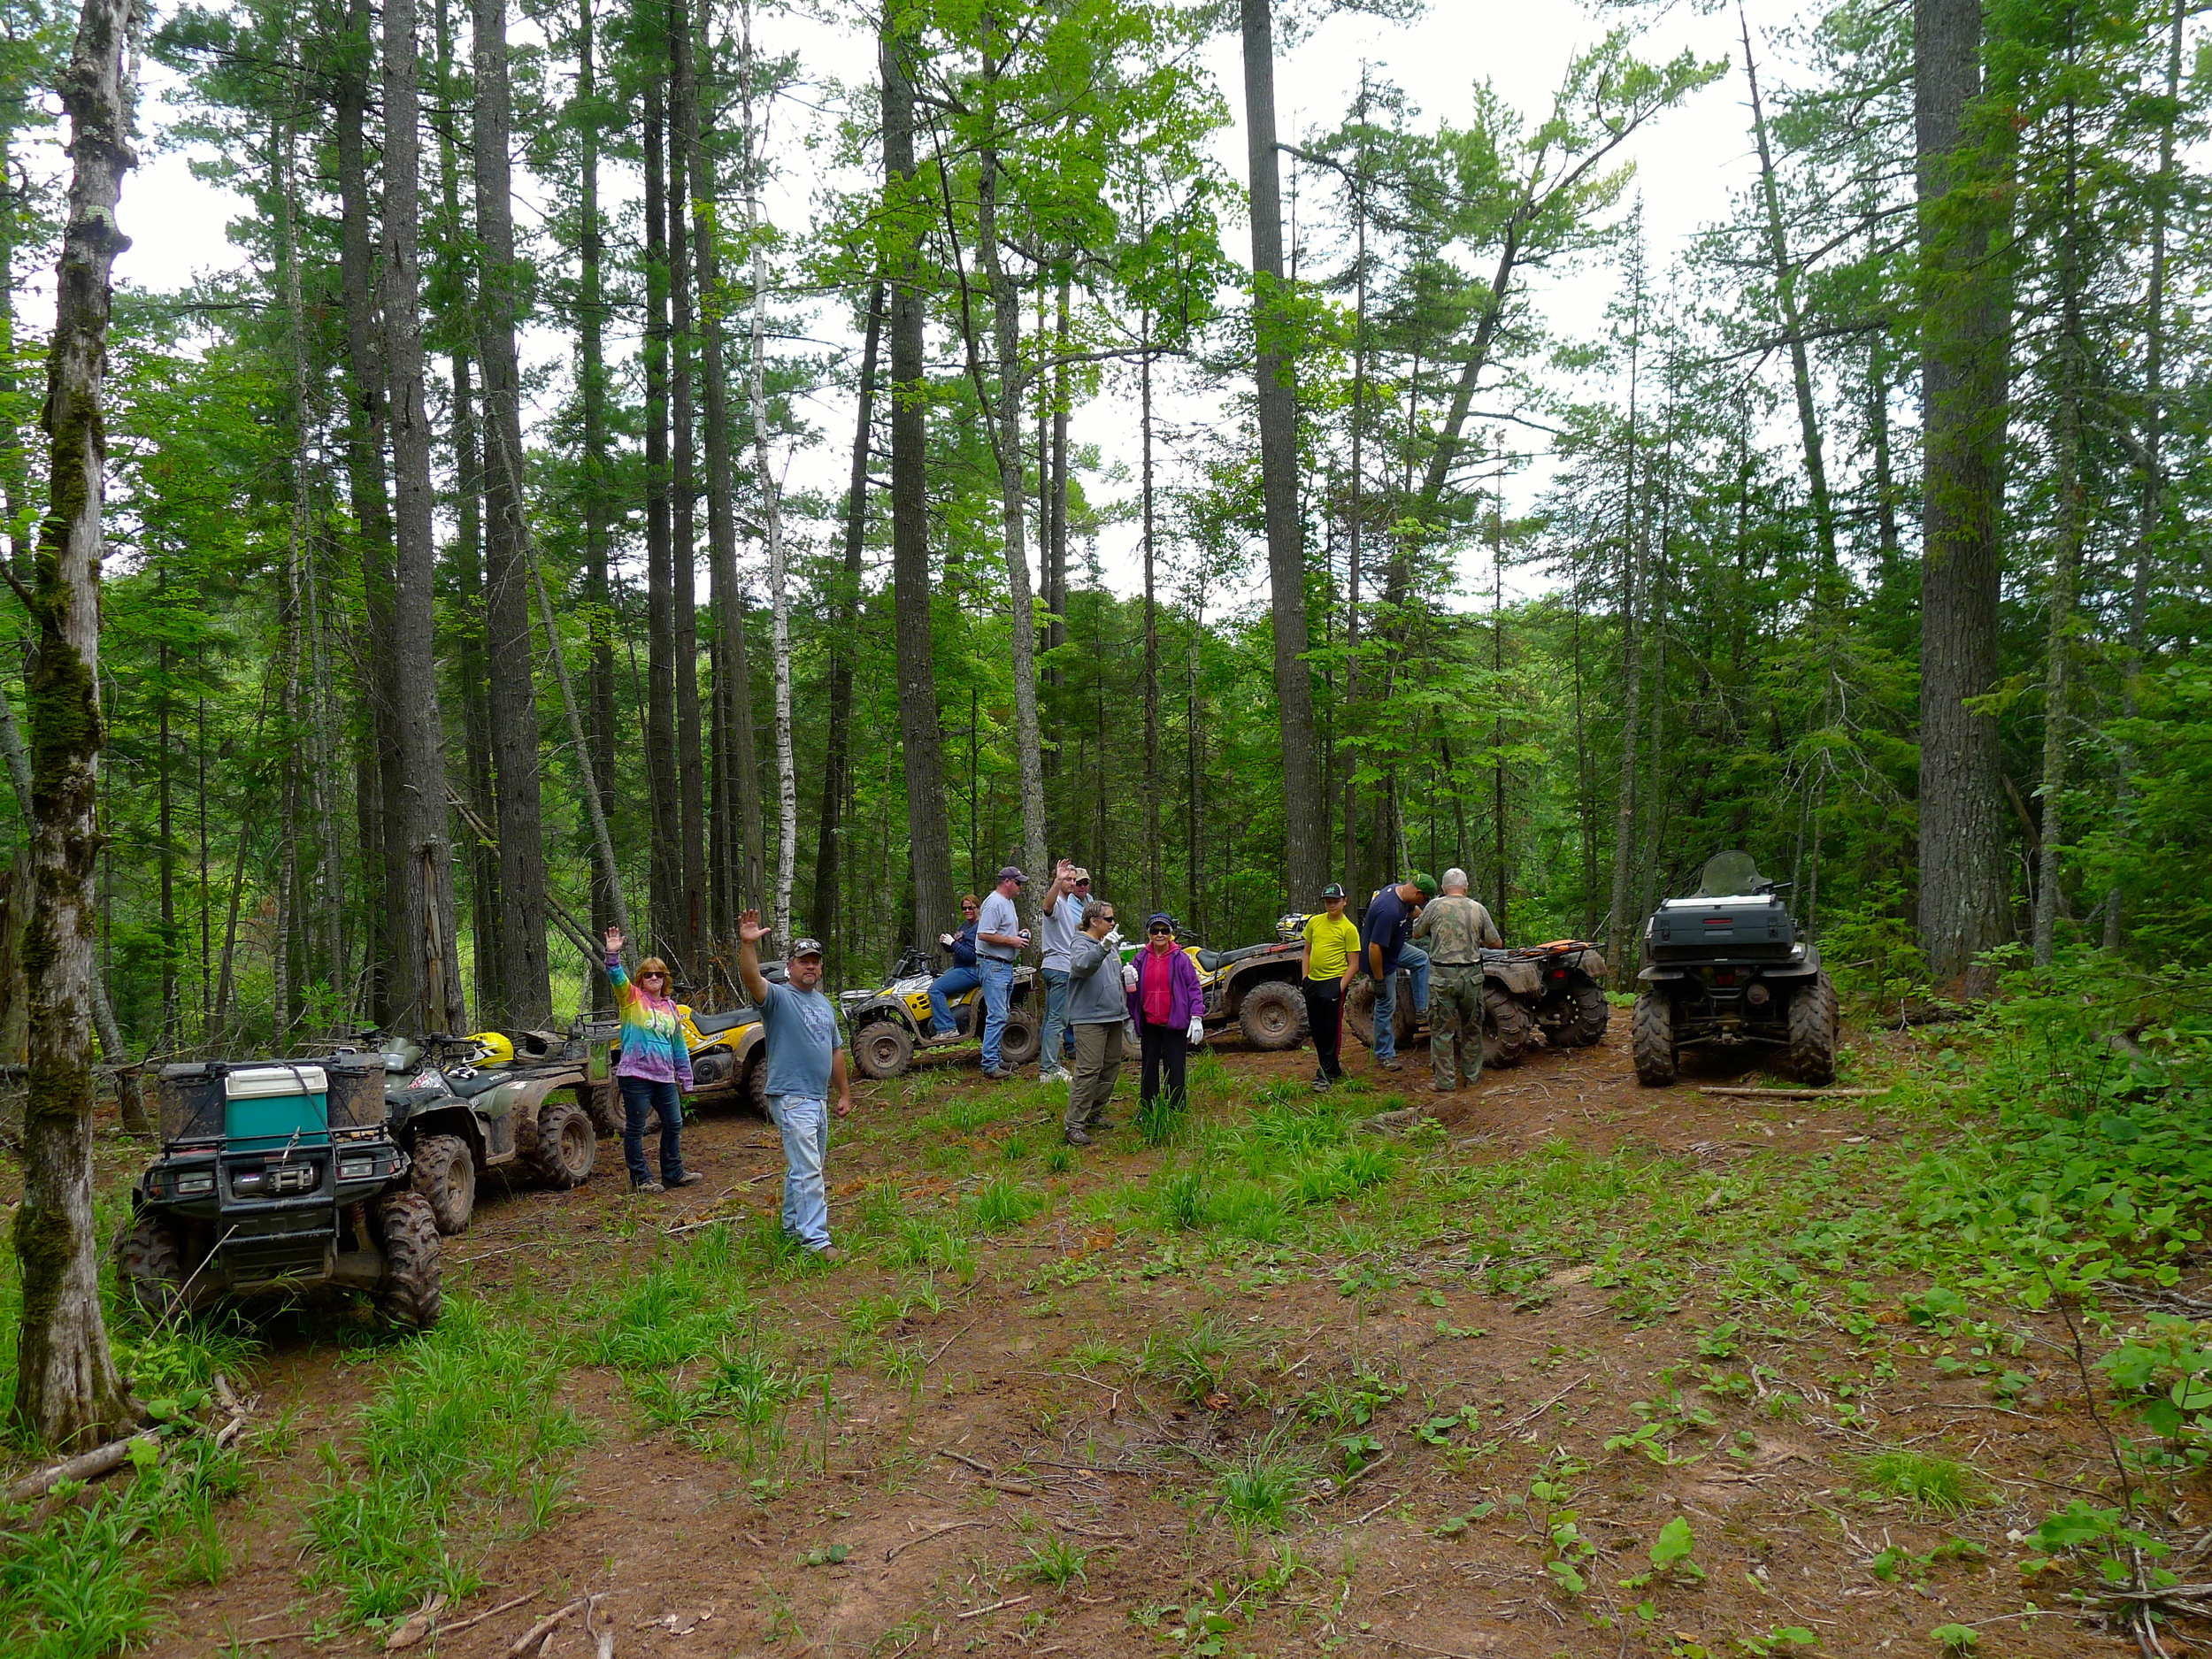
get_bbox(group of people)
[596,857,1503,1266]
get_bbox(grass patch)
[1856,1450,1982,1511]
[1210,1433,1314,1545]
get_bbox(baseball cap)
[997,864,1026,884]
[787,937,826,959]
[1146,911,1177,932]
[1410,872,1438,898]
[1321,882,1346,899]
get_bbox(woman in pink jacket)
[1127,912,1203,1116]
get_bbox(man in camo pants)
[1411,868,1503,1093]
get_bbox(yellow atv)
[578,996,767,1132]
[838,947,1041,1079]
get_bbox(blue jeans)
[978,958,1016,1071]
[1371,943,1432,1064]
[927,964,981,1035]
[618,1076,685,1187]
[768,1094,831,1250]
[1039,968,1071,1074]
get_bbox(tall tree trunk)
[1914,0,2013,991]
[812,281,883,970]
[15,0,134,1448]
[880,19,956,956]
[576,0,617,1004]
[667,0,706,965]
[1239,0,1325,899]
[334,0,401,1028]
[389,0,466,1032]
[1604,256,1645,979]
[641,52,680,964]
[1141,300,1160,911]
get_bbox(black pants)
[1302,978,1345,1078]
[1139,1019,1187,1108]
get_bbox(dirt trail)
[100,1021,2124,1657]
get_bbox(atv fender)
[1220,953,1299,1012]
[846,995,921,1033]
[1637,966,1690,983]
[1570,949,1609,980]
[401,1104,493,1169]
[1752,958,1822,980]
[1487,957,1541,997]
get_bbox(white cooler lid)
[225,1064,328,1100]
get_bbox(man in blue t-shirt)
[974,866,1030,1079]
[1361,873,1437,1071]
[739,910,852,1262]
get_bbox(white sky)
[95,0,1788,614]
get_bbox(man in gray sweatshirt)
[1063,898,1127,1145]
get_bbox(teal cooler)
[219,1064,337,1287]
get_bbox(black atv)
[118,1056,441,1330]
[1632,850,1839,1087]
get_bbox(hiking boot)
[666,1171,707,1189]
[1378,1056,1403,1072]
[983,1067,1015,1081]
[1064,1127,1093,1147]
[1430,1082,1457,1094]
[632,1179,664,1195]
[811,1244,843,1264]
[919,1031,964,1047]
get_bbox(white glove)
[1187,1017,1204,1046]
[1104,928,1124,948]
[1121,963,1139,992]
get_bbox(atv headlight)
[338,1156,377,1180]
[175,1172,214,1197]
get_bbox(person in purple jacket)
[1128,912,1203,1116]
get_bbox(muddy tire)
[580,1077,621,1138]
[743,1054,768,1113]
[853,1019,915,1080]
[524,1099,595,1189]
[410,1133,477,1235]
[1481,985,1533,1068]
[1237,980,1306,1050]
[371,1191,443,1332]
[1565,979,1609,1046]
[1787,972,1839,1086]
[118,1210,196,1323]
[998,1007,1043,1068]
[1343,974,1414,1049]
[1631,990,1678,1086]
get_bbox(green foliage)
[1854,1451,1981,1512]
[1022,1538,1089,1588]
[1208,1434,1313,1545]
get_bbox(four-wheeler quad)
[119,1056,441,1329]
[1517,941,1612,1048]
[1342,946,1543,1067]
[841,948,1041,1079]
[1632,849,1838,1087]
[1181,920,1310,1050]
[365,1031,599,1235]
[580,989,770,1134]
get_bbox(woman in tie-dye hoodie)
[603,925,701,1194]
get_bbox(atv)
[578,987,770,1134]
[1342,947,1543,1067]
[1128,921,1309,1051]
[119,1056,440,1330]
[840,948,1041,1079]
[365,1031,598,1236]
[1632,849,1838,1087]
[1516,941,1612,1048]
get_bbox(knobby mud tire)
[118,1211,195,1323]
[853,1020,915,1080]
[1481,985,1533,1067]
[1632,990,1678,1086]
[524,1099,595,1189]
[1237,980,1307,1050]
[1787,972,1839,1086]
[1566,979,1609,1046]
[410,1133,477,1236]
[371,1191,443,1332]
[998,1008,1043,1068]
[580,1078,621,1138]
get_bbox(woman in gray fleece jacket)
[1063,898,1126,1145]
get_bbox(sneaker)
[1311,1073,1332,1094]
[1040,1068,1070,1084]
[1430,1082,1457,1094]
[632,1179,664,1195]
[811,1244,842,1264]
[666,1171,707,1189]
[1064,1127,1093,1147]
[983,1067,1014,1081]
[1379,1057,1403,1072]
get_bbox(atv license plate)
[411,1070,441,1090]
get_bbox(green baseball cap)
[1409,872,1438,899]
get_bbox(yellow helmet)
[469,1030,514,1066]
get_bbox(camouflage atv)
[1632,850,1838,1087]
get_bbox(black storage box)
[158,1062,228,1143]
[1647,896,1795,962]
[322,1053,385,1131]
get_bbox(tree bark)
[472,0,549,1025]
[334,0,400,1028]
[576,0,617,1004]
[1915,0,2013,991]
[1604,248,1646,979]
[1238,0,1325,900]
[642,58,680,964]
[880,19,956,956]
[813,281,882,967]
[14,0,135,1449]
[667,0,706,967]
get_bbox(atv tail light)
[1713,969,1738,987]
[339,1157,376,1180]
[176,1172,214,1196]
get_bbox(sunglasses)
[1148,926,1174,935]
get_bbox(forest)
[0,0,2201,1056]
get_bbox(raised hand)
[738,909,768,945]
[603,925,623,954]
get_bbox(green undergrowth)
[303,1294,590,1626]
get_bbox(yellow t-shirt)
[1302,911,1363,982]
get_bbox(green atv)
[119,1057,441,1329]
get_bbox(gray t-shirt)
[1037,890,1087,971]
[976,890,1023,961]
[758,980,843,1101]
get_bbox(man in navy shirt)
[1362,873,1437,1071]
[925,894,983,1041]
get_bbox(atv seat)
[449,1070,511,1099]
[1195,949,1225,972]
[691,1008,758,1037]
[1217,941,1286,967]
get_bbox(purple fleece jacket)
[1127,945,1202,1028]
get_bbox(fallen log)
[4,1427,162,1505]
[1697,1087,1889,1099]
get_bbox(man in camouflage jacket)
[1411,868,1504,1092]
